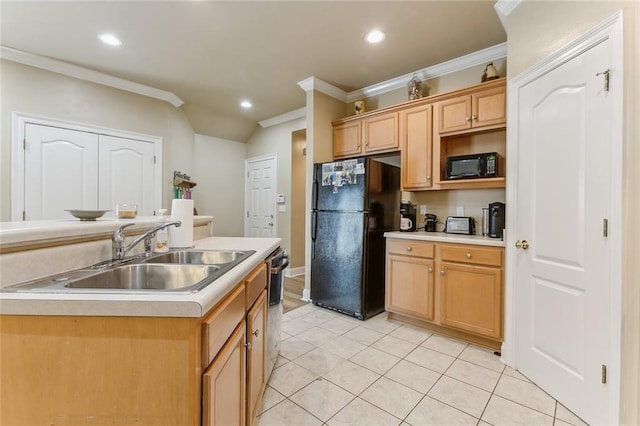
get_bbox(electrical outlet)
[419,205,427,215]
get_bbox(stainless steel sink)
[65,264,220,291]
[143,250,251,265]
[2,249,256,294]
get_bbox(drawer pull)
[406,247,412,252]
[466,253,472,259]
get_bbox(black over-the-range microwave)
[445,152,501,180]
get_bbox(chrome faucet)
[112,221,181,260]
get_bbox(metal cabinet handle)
[465,253,472,259]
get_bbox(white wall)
[0,60,195,221]
[245,117,306,255]
[193,134,246,236]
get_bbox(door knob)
[515,240,529,250]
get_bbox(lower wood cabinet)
[203,321,247,426]
[386,238,504,348]
[246,290,267,425]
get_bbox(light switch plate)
[419,205,427,215]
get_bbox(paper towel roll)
[169,199,194,248]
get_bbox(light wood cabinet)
[386,238,504,348]
[333,111,399,159]
[203,321,247,426]
[400,103,433,190]
[0,260,272,426]
[436,83,506,134]
[246,290,267,425]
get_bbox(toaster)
[444,216,476,235]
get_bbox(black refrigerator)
[311,156,400,320]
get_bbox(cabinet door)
[471,85,506,128]
[436,96,472,134]
[246,290,267,426]
[386,255,435,321]
[363,111,398,154]
[400,104,433,190]
[203,321,246,426]
[333,121,362,159]
[439,262,502,340]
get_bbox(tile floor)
[258,304,589,426]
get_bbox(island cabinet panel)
[0,315,201,425]
[203,284,246,367]
[203,321,246,426]
[386,255,435,321]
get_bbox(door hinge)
[22,210,26,221]
[601,364,607,384]
[246,211,249,218]
[23,138,26,150]
[596,69,610,92]
[603,218,609,237]
[153,155,156,164]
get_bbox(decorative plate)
[65,210,110,221]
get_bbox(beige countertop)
[384,231,505,247]
[0,236,281,318]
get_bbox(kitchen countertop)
[0,236,281,318]
[0,216,213,250]
[384,231,505,247]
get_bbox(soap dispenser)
[155,209,170,253]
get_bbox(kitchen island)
[0,219,281,425]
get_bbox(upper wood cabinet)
[400,103,433,190]
[333,111,399,159]
[436,82,506,135]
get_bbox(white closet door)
[24,123,98,220]
[98,135,155,216]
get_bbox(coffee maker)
[488,202,505,238]
[400,201,417,232]
[424,214,437,232]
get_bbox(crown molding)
[494,0,522,31]
[258,107,306,128]
[297,76,348,102]
[0,45,184,107]
[346,42,507,102]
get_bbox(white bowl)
[66,209,110,221]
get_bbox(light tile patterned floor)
[259,304,589,426]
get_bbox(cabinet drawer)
[439,244,503,267]
[245,263,268,310]
[202,284,246,368]
[387,239,435,258]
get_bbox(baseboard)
[302,288,311,302]
[285,266,304,277]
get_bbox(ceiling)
[0,1,506,142]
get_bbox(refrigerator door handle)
[312,178,318,211]
[311,211,318,241]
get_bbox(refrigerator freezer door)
[314,158,366,212]
[311,211,366,318]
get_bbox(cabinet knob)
[465,253,472,259]
[406,247,412,252]
[465,116,471,122]
[440,270,445,276]
[428,267,433,273]
[244,342,252,350]
[472,115,477,121]
[253,329,260,337]
[427,175,431,180]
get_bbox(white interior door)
[513,34,618,424]
[24,123,98,220]
[245,155,277,237]
[98,135,156,215]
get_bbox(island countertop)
[0,236,281,318]
[384,230,505,247]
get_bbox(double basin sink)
[3,250,256,294]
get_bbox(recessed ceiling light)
[98,33,122,46]
[240,100,252,108]
[365,29,385,44]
